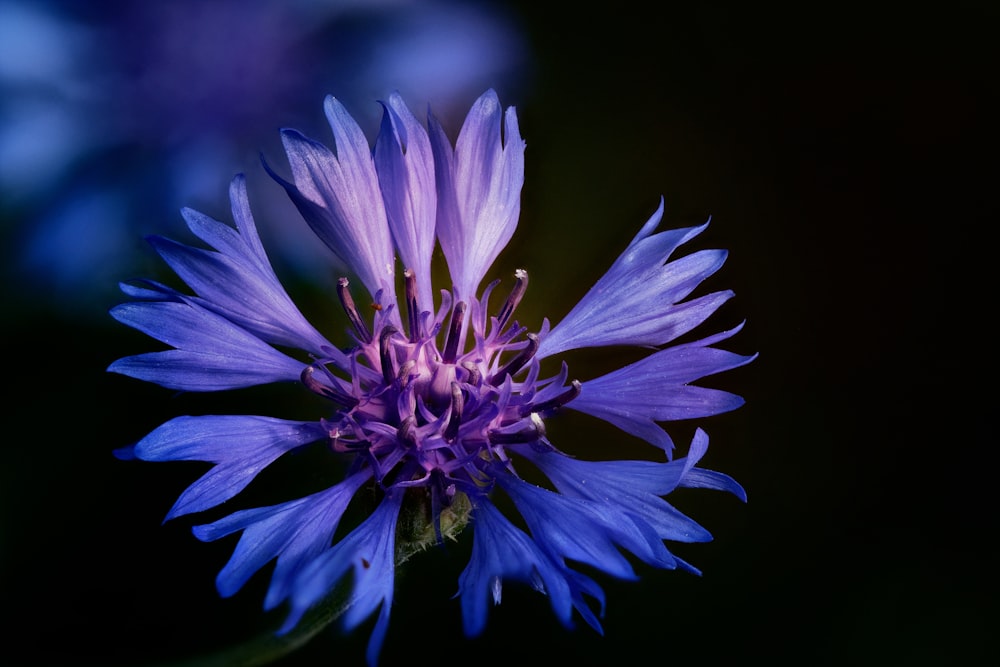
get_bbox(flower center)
[301,269,581,519]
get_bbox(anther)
[300,365,357,408]
[396,360,416,389]
[460,361,482,386]
[444,382,464,441]
[521,380,582,416]
[336,277,372,344]
[397,416,418,448]
[404,269,420,342]
[379,326,399,385]
[488,413,546,444]
[496,269,528,330]
[442,301,467,364]
[490,333,539,384]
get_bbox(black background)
[3,2,996,666]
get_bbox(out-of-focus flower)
[110,90,752,665]
[1,0,528,312]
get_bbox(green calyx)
[395,488,472,564]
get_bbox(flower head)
[110,90,752,665]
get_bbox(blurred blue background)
[2,1,996,665]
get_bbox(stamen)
[490,333,539,384]
[498,322,527,345]
[404,269,420,342]
[397,416,418,448]
[444,382,464,441]
[488,413,546,444]
[460,361,481,387]
[300,365,357,407]
[336,277,372,344]
[396,360,416,389]
[442,301,467,364]
[379,326,399,385]
[495,269,528,330]
[521,380,582,416]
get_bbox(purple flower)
[110,90,752,665]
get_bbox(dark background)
[2,2,996,665]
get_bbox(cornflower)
[110,90,753,665]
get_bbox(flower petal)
[133,415,327,519]
[498,475,677,577]
[182,175,268,269]
[144,175,337,359]
[457,500,573,638]
[430,89,524,300]
[517,449,706,543]
[374,92,436,315]
[564,569,606,635]
[569,325,756,451]
[517,428,746,546]
[280,492,403,667]
[265,102,396,306]
[192,470,370,609]
[539,201,732,358]
[108,300,305,390]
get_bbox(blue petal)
[118,279,177,300]
[499,474,677,576]
[178,207,251,270]
[192,470,370,609]
[266,113,396,307]
[226,174,269,263]
[181,177,266,268]
[149,236,335,360]
[138,175,337,360]
[515,428,745,544]
[374,92,436,315]
[458,500,573,638]
[107,350,299,391]
[517,448,711,543]
[679,467,748,502]
[538,202,733,357]
[113,445,136,460]
[108,301,305,391]
[675,428,747,501]
[134,416,327,519]
[430,89,524,300]
[280,493,402,667]
[569,325,756,451]
[564,569,606,635]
